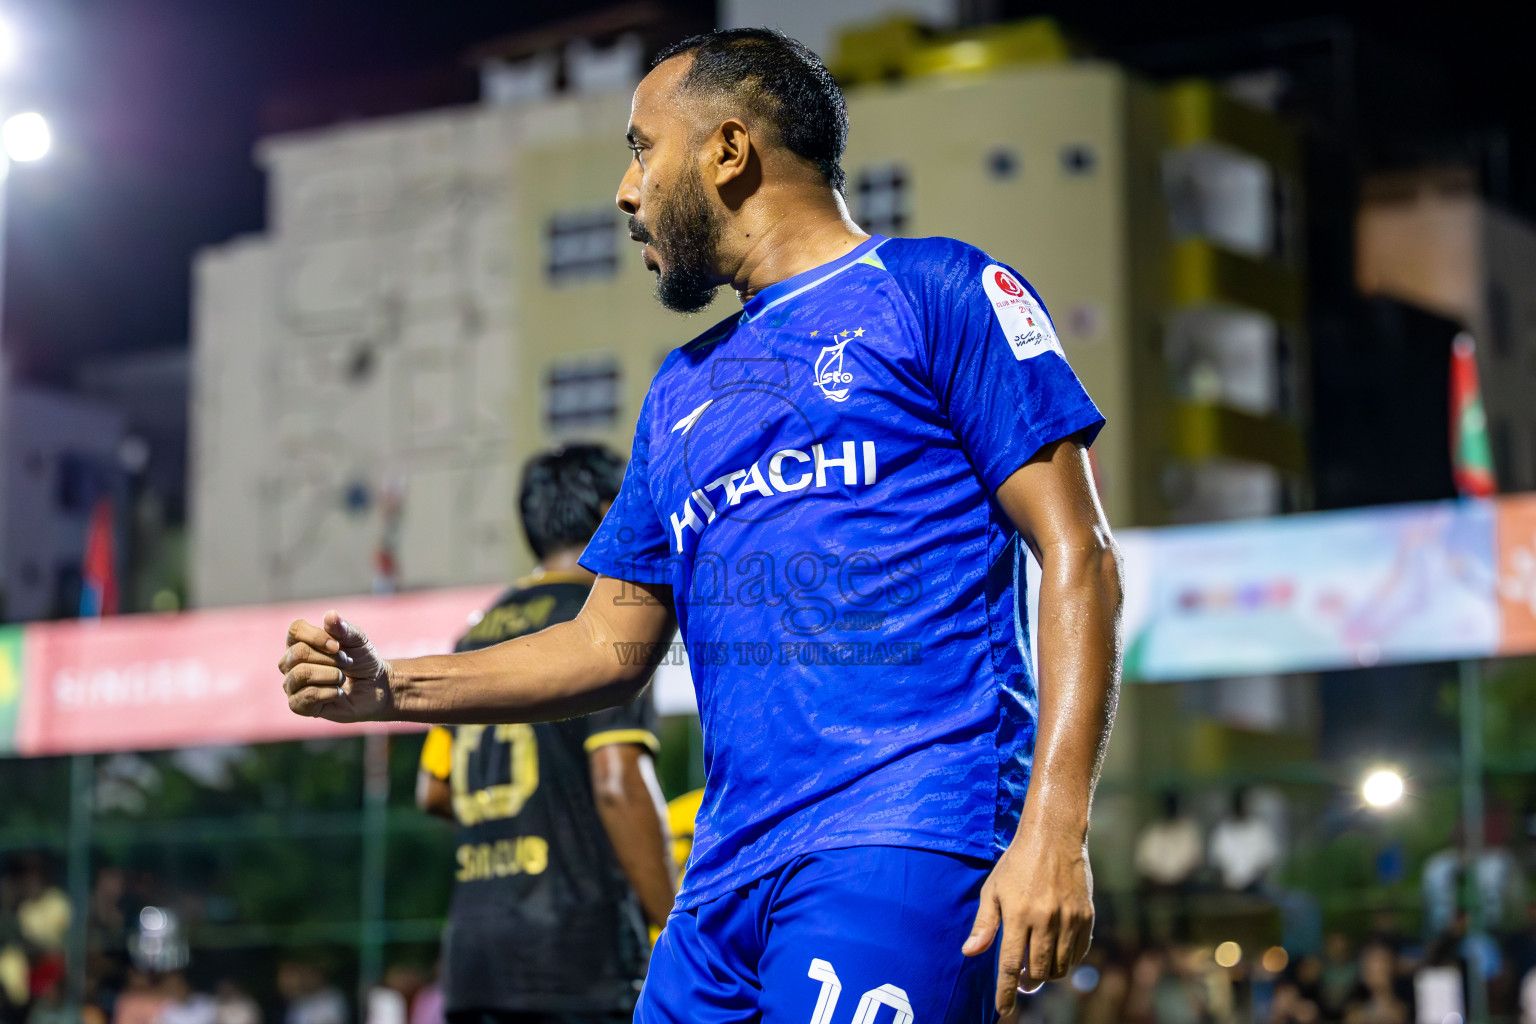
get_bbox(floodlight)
[1362,768,1405,808]
[4,111,50,162]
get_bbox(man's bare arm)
[590,743,678,928]
[280,576,677,724]
[961,434,1123,1015]
[416,771,454,822]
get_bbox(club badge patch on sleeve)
[982,265,1064,361]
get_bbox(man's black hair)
[653,28,849,194]
[518,444,624,560]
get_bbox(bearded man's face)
[617,57,733,314]
[628,157,723,314]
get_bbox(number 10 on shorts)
[807,959,914,1024]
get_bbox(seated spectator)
[1137,793,1204,889]
[113,971,169,1024]
[159,973,217,1024]
[1321,933,1360,1018]
[1157,948,1207,1024]
[1290,954,1328,1024]
[1210,788,1281,893]
[213,981,260,1024]
[1344,944,1410,1024]
[24,959,70,1024]
[1269,980,1320,1024]
[278,963,346,1024]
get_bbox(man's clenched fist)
[279,611,394,722]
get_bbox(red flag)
[80,497,118,617]
[1450,333,1497,498]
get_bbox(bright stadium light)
[1362,768,1405,808]
[4,111,50,162]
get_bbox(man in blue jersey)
[281,28,1123,1023]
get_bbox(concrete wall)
[191,105,525,606]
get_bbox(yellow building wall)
[840,63,1150,526]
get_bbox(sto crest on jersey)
[812,327,866,402]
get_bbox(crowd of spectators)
[16,851,1536,1024]
[2,856,70,1024]
[3,856,448,1024]
[6,953,444,1024]
[1021,906,1536,1024]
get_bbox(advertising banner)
[0,626,23,755]
[11,586,500,757]
[1496,493,1536,655]
[1120,499,1501,680]
[4,496,1536,759]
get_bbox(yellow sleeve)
[667,788,706,878]
[419,727,453,780]
[583,729,661,755]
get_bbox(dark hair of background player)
[652,27,849,195]
[518,444,625,559]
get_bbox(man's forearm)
[967,440,1122,1001]
[592,747,678,928]
[390,617,655,724]
[415,771,455,820]
[1016,537,1122,842]
[282,578,676,724]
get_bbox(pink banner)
[14,587,501,756]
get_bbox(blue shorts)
[638,846,998,1024]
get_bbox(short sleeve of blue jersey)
[580,390,674,586]
[888,239,1105,492]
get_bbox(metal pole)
[66,753,93,1015]
[1459,659,1488,1024]
[359,733,390,999]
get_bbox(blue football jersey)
[580,234,1104,909]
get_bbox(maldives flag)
[1450,332,1496,498]
[80,497,118,617]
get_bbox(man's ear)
[712,117,752,187]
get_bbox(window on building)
[855,164,908,236]
[545,358,621,432]
[546,210,618,283]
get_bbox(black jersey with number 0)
[431,577,658,1015]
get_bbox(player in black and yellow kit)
[416,445,676,1024]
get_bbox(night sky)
[1,0,1528,386]
[2,0,704,384]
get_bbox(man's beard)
[631,166,723,314]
